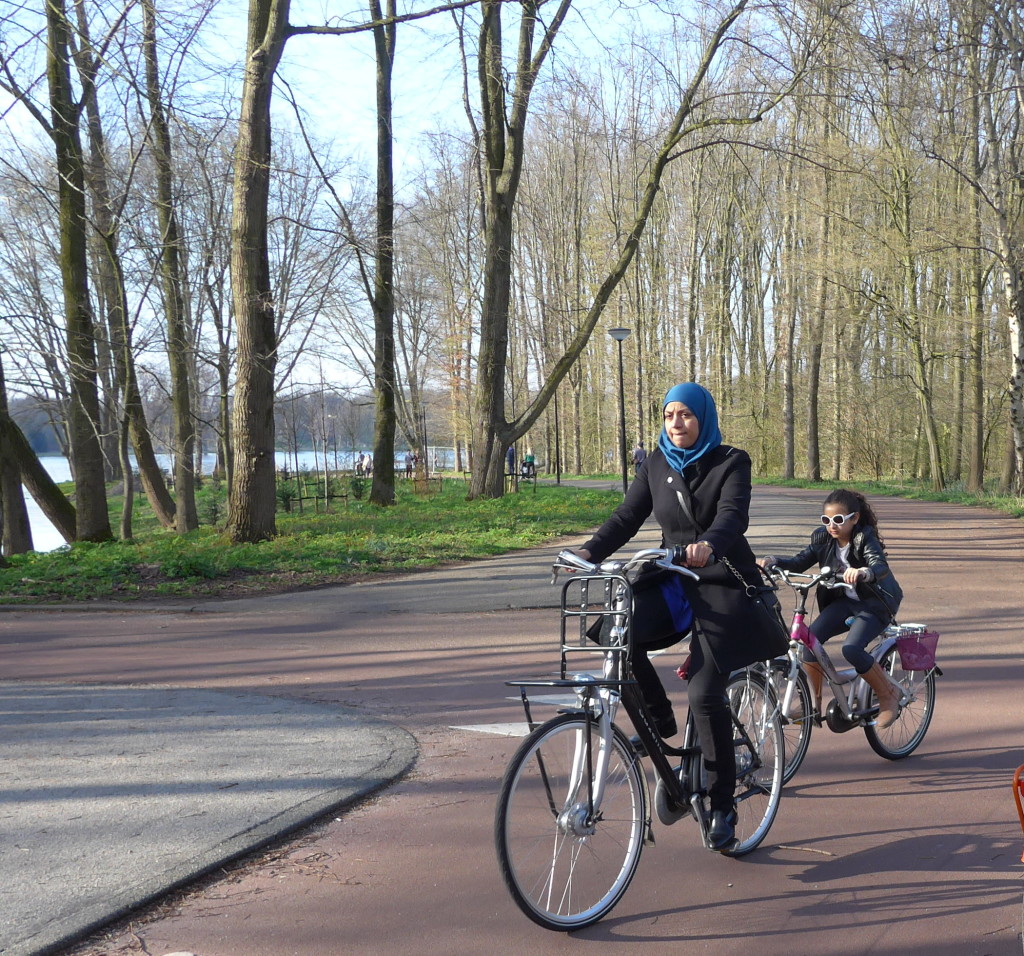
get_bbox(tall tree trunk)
[467,0,775,496]
[966,25,987,492]
[45,0,111,542]
[72,2,176,530]
[980,11,1024,495]
[369,0,398,506]
[780,146,799,479]
[468,0,574,498]
[227,0,290,543]
[0,352,33,555]
[142,0,198,532]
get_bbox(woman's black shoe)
[707,808,737,850]
[629,715,678,757]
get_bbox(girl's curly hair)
[824,488,885,548]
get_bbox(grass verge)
[0,479,620,604]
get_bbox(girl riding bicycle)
[757,489,904,727]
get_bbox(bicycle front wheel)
[768,658,814,784]
[863,646,937,759]
[494,713,647,931]
[723,669,784,857]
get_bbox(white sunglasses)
[821,512,857,527]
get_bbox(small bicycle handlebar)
[763,565,845,591]
[552,547,701,584]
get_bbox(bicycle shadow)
[783,745,1021,799]
[589,872,1022,949]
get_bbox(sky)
[203,0,686,192]
[203,1,479,191]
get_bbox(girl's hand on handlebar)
[842,567,866,585]
[756,556,777,570]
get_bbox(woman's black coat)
[582,444,788,673]
[768,524,903,621]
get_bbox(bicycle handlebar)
[762,565,845,591]
[552,547,701,583]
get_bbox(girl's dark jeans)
[807,596,891,673]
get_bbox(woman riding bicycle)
[757,489,904,728]
[572,382,787,850]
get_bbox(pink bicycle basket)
[894,627,940,671]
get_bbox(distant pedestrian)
[404,451,414,478]
[631,441,647,473]
[355,452,365,477]
[506,446,515,475]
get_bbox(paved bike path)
[0,484,892,956]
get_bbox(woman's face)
[664,402,699,449]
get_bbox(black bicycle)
[494,547,784,931]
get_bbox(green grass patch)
[0,480,620,604]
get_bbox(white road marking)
[451,722,532,737]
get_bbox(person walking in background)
[505,445,515,475]
[571,383,787,851]
[757,489,904,727]
[631,441,647,473]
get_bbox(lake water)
[21,447,455,553]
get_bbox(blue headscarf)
[658,383,722,473]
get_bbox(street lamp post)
[607,327,631,495]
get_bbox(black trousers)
[631,629,735,812]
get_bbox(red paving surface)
[3,487,1022,956]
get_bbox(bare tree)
[141,0,199,530]
[464,0,814,497]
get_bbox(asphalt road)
[2,485,1022,956]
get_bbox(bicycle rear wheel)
[863,645,936,759]
[494,713,647,931]
[723,669,784,857]
[768,658,814,784]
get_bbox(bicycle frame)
[511,559,767,835]
[772,569,903,723]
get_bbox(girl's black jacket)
[581,444,788,673]
[767,524,903,620]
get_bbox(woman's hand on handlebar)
[682,541,714,568]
